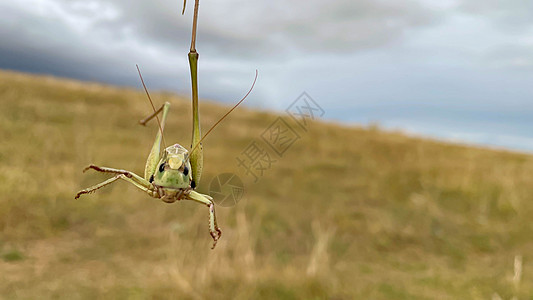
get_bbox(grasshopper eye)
[159,163,166,172]
[183,166,189,176]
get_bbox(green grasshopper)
[75,0,257,249]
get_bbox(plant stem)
[188,0,203,186]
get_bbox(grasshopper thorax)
[152,144,193,190]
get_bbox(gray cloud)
[272,0,437,52]
[481,44,533,71]
[0,0,444,99]
[53,0,440,58]
[2,0,533,152]
[459,0,533,29]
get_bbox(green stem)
[189,50,201,146]
[188,0,203,187]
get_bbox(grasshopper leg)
[186,190,222,249]
[82,165,150,187]
[75,174,155,199]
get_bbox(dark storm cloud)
[51,0,273,60]
[3,0,533,152]
[48,0,439,59]
[0,0,442,93]
[0,1,143,85]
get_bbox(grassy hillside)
[1,69,532,299]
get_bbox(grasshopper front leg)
[82,165,150,185]
[75,173,155,200]
[186,190,222,249]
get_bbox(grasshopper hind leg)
[186,190,222,249]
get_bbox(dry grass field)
[1,69,532,299]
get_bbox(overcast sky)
[2,0,533,152]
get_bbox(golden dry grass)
[1,69,533,299]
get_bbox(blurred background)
[1,0,533,299]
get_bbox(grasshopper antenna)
[182,0,187,15]
[190,69,258,154]
[136,64,167,148]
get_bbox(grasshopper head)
[152,144,193,189]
